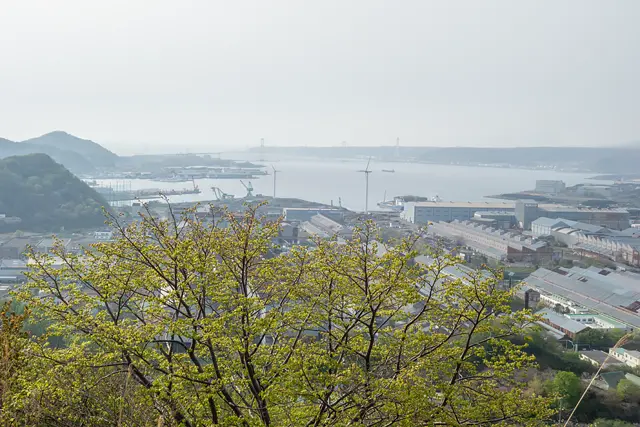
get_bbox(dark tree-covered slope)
[0,154,109,232]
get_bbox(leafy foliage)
[0,153,109,232]
[517,328,595,374]
[578,328,627,349]
[549,371,582,413]
[8,204,553,426]
[616,378,640,402]
[0,302,29,415]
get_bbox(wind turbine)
[271,165,281,198]
[357,157,372,214]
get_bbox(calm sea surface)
[96,158,607,212]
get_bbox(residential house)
[609,347,640,368]
[579,350,625,368]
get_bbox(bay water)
[96,158,607,212]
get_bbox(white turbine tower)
[271,165,281,198]
[357,157,372,214]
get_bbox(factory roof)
[0,259,27,269]
[532,217,572,228]
[523,267,640,328]
[408,201,515,209]
[414,255,494,283]
[469,218,497,224]
[536,308,590,334]
[474,211,516,217]
[553,227,582,235]
[283,207,340,211]
[538,204,629,214]
[437,220,549,250]
[0,237,33,249]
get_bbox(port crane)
[240,180,254,198]
[211,187,234,201]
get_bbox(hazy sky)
[1,1,639,154]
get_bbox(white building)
[401,201,515,224]
[609,348,640,368]
[531,217,640,267]
[564,313,630,330]
[535,180,566,194]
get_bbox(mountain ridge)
[21,131,118,168]
[0,131,118,173]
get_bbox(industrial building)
[401,201,515,224]
[576,184,616,198]
[515,200,630,231]
[535,180,566,194]
[283,208,344,222]
[402,199,629,232]
[532,217,640,266]
[531,217,607,237]
[428,220,552,262]
[471,211,516,230]
[300,214,352,239]
[522,266,640,329]
[536,308,590,340]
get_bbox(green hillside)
[0,154,110,232]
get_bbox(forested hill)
[0,154,109,232]
[22,131,118,168]
[0,131,118,173]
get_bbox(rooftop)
[523,267,640,328]
[579,350,623,366]
[536,308,590,334]
[598,371,627,389]
[409,201,515,209]
[437,220,548,250]
[538,204,629,214]
[532,217,571,228]
[474,211,516,217]
[615,348,640,359]
[0,259,27,269]
[565,313,628,329]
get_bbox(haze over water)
[97,158,606,212]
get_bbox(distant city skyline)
[2,0,640,155]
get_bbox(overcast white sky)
[1,1,639,154]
